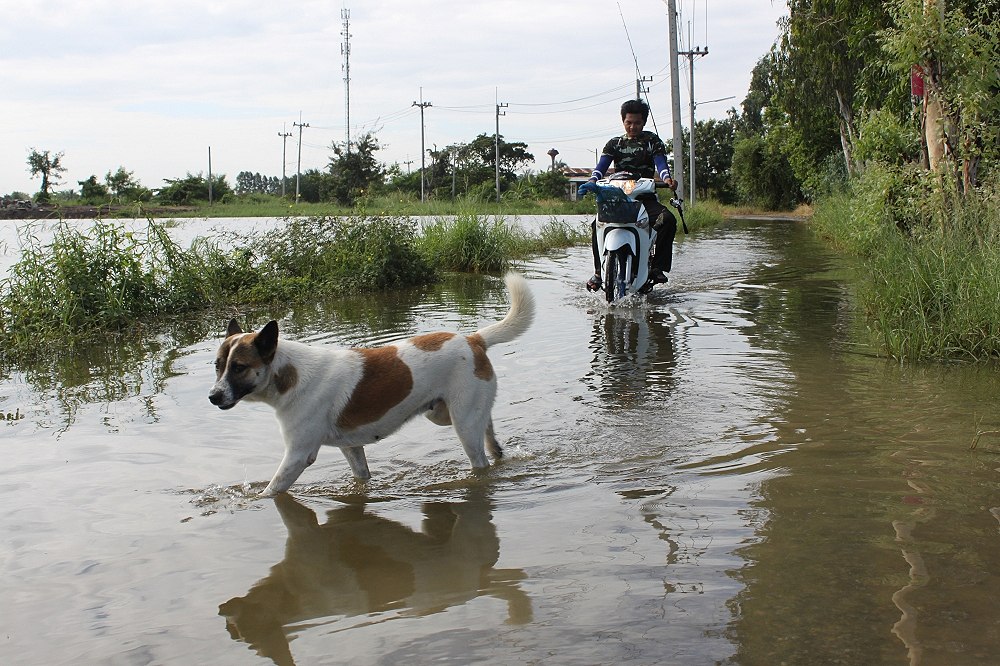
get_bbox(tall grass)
[811,164,1000,360]
[0,212,590,357]
[0,216,437,356]
[419,214,523,272]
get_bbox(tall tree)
[778,0,894,178]
[883,0,1000,190]
[26,148,66,202]
[326,132,386,205]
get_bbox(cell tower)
[341,7,351,153]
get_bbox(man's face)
[622,113,646,138]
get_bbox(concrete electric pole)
[341,8,351,153]
[412,90,432,202]
[495,101,508,203]
[278,126,292,198]
[678,45,708,206]
[293,113,310,202]
[666,0,685,201]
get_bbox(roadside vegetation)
[744,0,1000,361]
[0,214,588,359]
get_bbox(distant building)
[562,167,620,201]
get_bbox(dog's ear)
[255,320,279,364]
[227,319,243,337]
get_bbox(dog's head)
[208,319,279,410]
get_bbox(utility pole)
[341,8,351,153]
[636,75,652,100]
[278,125,292,198]
[207,146,213,205]
[293,112,310,203]
[495,101,507,204]
[678,45,708,206]
[412,89,431,202]
[666,0,685,201]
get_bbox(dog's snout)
[208,388,225,406]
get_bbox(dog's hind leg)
[452,415,491,470]
[340,446,371,480]
[486,419,503,459]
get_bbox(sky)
[1,0,788,197]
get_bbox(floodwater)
[2,216,1000,665]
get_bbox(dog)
[208,272,534,496]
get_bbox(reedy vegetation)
[776,0,1000,361]
[0,214,588,358]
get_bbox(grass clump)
[419,213,527,272]
[0,211,590,358]
[811,163,1000,361]
[0,215,437,357]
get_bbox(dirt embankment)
[0,203,196,220]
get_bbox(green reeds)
[0,212,590,356]
[811,166,1000,361]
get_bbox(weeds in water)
[0,211,591,357]
[811,164,1000,360]
[419,213,526,272]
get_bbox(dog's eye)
[230,362,247,373]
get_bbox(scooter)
[579,173,683,304]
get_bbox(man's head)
[620,99,649,138]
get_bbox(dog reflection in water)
[220,493,532,665]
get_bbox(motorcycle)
[578,173,685,304]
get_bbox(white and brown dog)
[209,272,534,496]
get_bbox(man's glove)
[577,180,599,197]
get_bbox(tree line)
[15,131,573,208]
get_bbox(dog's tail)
[475,272,535,347]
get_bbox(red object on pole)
[910,64,925,98]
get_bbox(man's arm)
[653,154,676,189]
[590,154,613,181]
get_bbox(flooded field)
[2,216,999,665]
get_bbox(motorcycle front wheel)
[603,248,631,303]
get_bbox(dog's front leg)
[260,443,320,496]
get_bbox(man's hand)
[577,180,599,197]
[665,177,677,190]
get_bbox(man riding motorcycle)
[583,99,678,292]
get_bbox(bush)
[419,213,525,272]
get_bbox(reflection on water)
[585,307,684,411]
[220,490,531,666]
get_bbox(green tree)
[105,167,150,202]
[26,148,66,203]
[463,134,534,191]
[78,175,110,202]
[326,132,386,205]
[521,167,570,199]
[882,0,1000,191]
[157,172,232,204]
[691,115,737,203]
[778,0,895,180]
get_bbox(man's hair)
[620,99,650,122]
